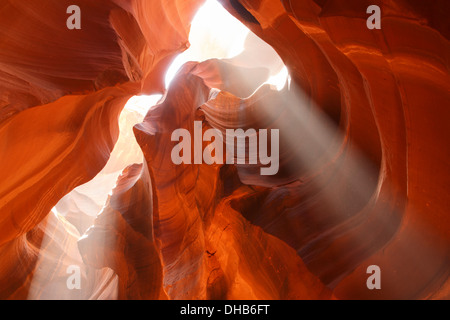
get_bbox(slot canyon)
[0,0,448,300]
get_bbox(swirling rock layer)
[0,0,449,299]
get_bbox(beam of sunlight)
[256,80,442,289]
[165,0,250,88]
[266,66,289,91]
[28,0,290,299]
[28,94,164,299]
[27,208,119,300]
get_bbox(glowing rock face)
[0,0,449,300]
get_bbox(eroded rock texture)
[0,0,449,299]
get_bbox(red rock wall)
[0,0,448,299]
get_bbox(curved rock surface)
[0,0,448,299]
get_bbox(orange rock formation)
[0,0,448,299]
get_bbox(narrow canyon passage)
[0,0,448,300]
